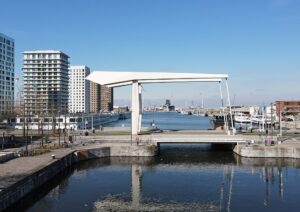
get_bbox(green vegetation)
[71,130,153,136]
[22,143,65,157]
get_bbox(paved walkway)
[0,148,72,191]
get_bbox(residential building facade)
[23,50,69,116]
[69,66,90,113]
[89,81,113,112]
[0,33,14,116]
[276,100,300,114]
[90,81,100,113]
[100,85,113,112]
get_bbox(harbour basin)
[8,143,300,212]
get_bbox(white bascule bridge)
[86,71,234,136]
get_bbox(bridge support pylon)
[131,81,142,136]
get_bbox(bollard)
[51,154,55,159]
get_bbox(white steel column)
[225,79,235,135]
[138,84,142,133]
[131,81,139,136]
[219,81,228,131]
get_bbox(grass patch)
[22,143,65,157]
[73,130,154,136]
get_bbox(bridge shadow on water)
[156,143,237,165]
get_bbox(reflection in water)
[92,145,293,212]
[92,164,288,212]
[131,164,142,209]
[19,144,300,212]
[263,166,284,207]
[94,164,223,212]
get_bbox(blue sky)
[1,0,300,107]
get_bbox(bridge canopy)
[86,71,228,87]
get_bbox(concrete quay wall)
[74,144,157,161]
[0,144,156,211]
[0,153,74,211]
[0,152,15,163]
[233,144,300,159]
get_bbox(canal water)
[107,112,213,130]
[7,113,300,212]
[8,144,300,212]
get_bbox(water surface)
[11,144,300,212]
[107,112,212,130]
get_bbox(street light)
[2,132,5,149]
[279,110,282,136]
[270,102,274,134]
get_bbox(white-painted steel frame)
[86,71,234,136]
[105,79,223,88]
[225,79,235,134]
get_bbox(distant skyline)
[1,0,300,107]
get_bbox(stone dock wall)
[75,145,157,161]
[0,144,156,211]
[233,143,300,159]
[0,152,15,163]
[0,153,74,211]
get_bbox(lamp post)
[26,122,29,155]
[2,132,5,149]
[270,103,274,134]
[64,108,67,143]
[279,110,282,136]
[200,92,204,109]
[22,86,26,139]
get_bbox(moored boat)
[234,112,251,124]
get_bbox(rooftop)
[0,32,14,41]
[69,65,90,69]
[23,50,69,56]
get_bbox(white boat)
[251,114,272,125]
[180,110,188,115]
[180,110,192,115]
[147,120,162,133]
[194,113,206,117]
[234,112,251,124]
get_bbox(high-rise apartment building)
[23,50,69,116]
[0,33,14,116]
[100,85,113,111]
[69,66,90,113]
[90,81,100,113]
[89,81,113,112]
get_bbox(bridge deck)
[150,134,247,143]
[85,132,254,144]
